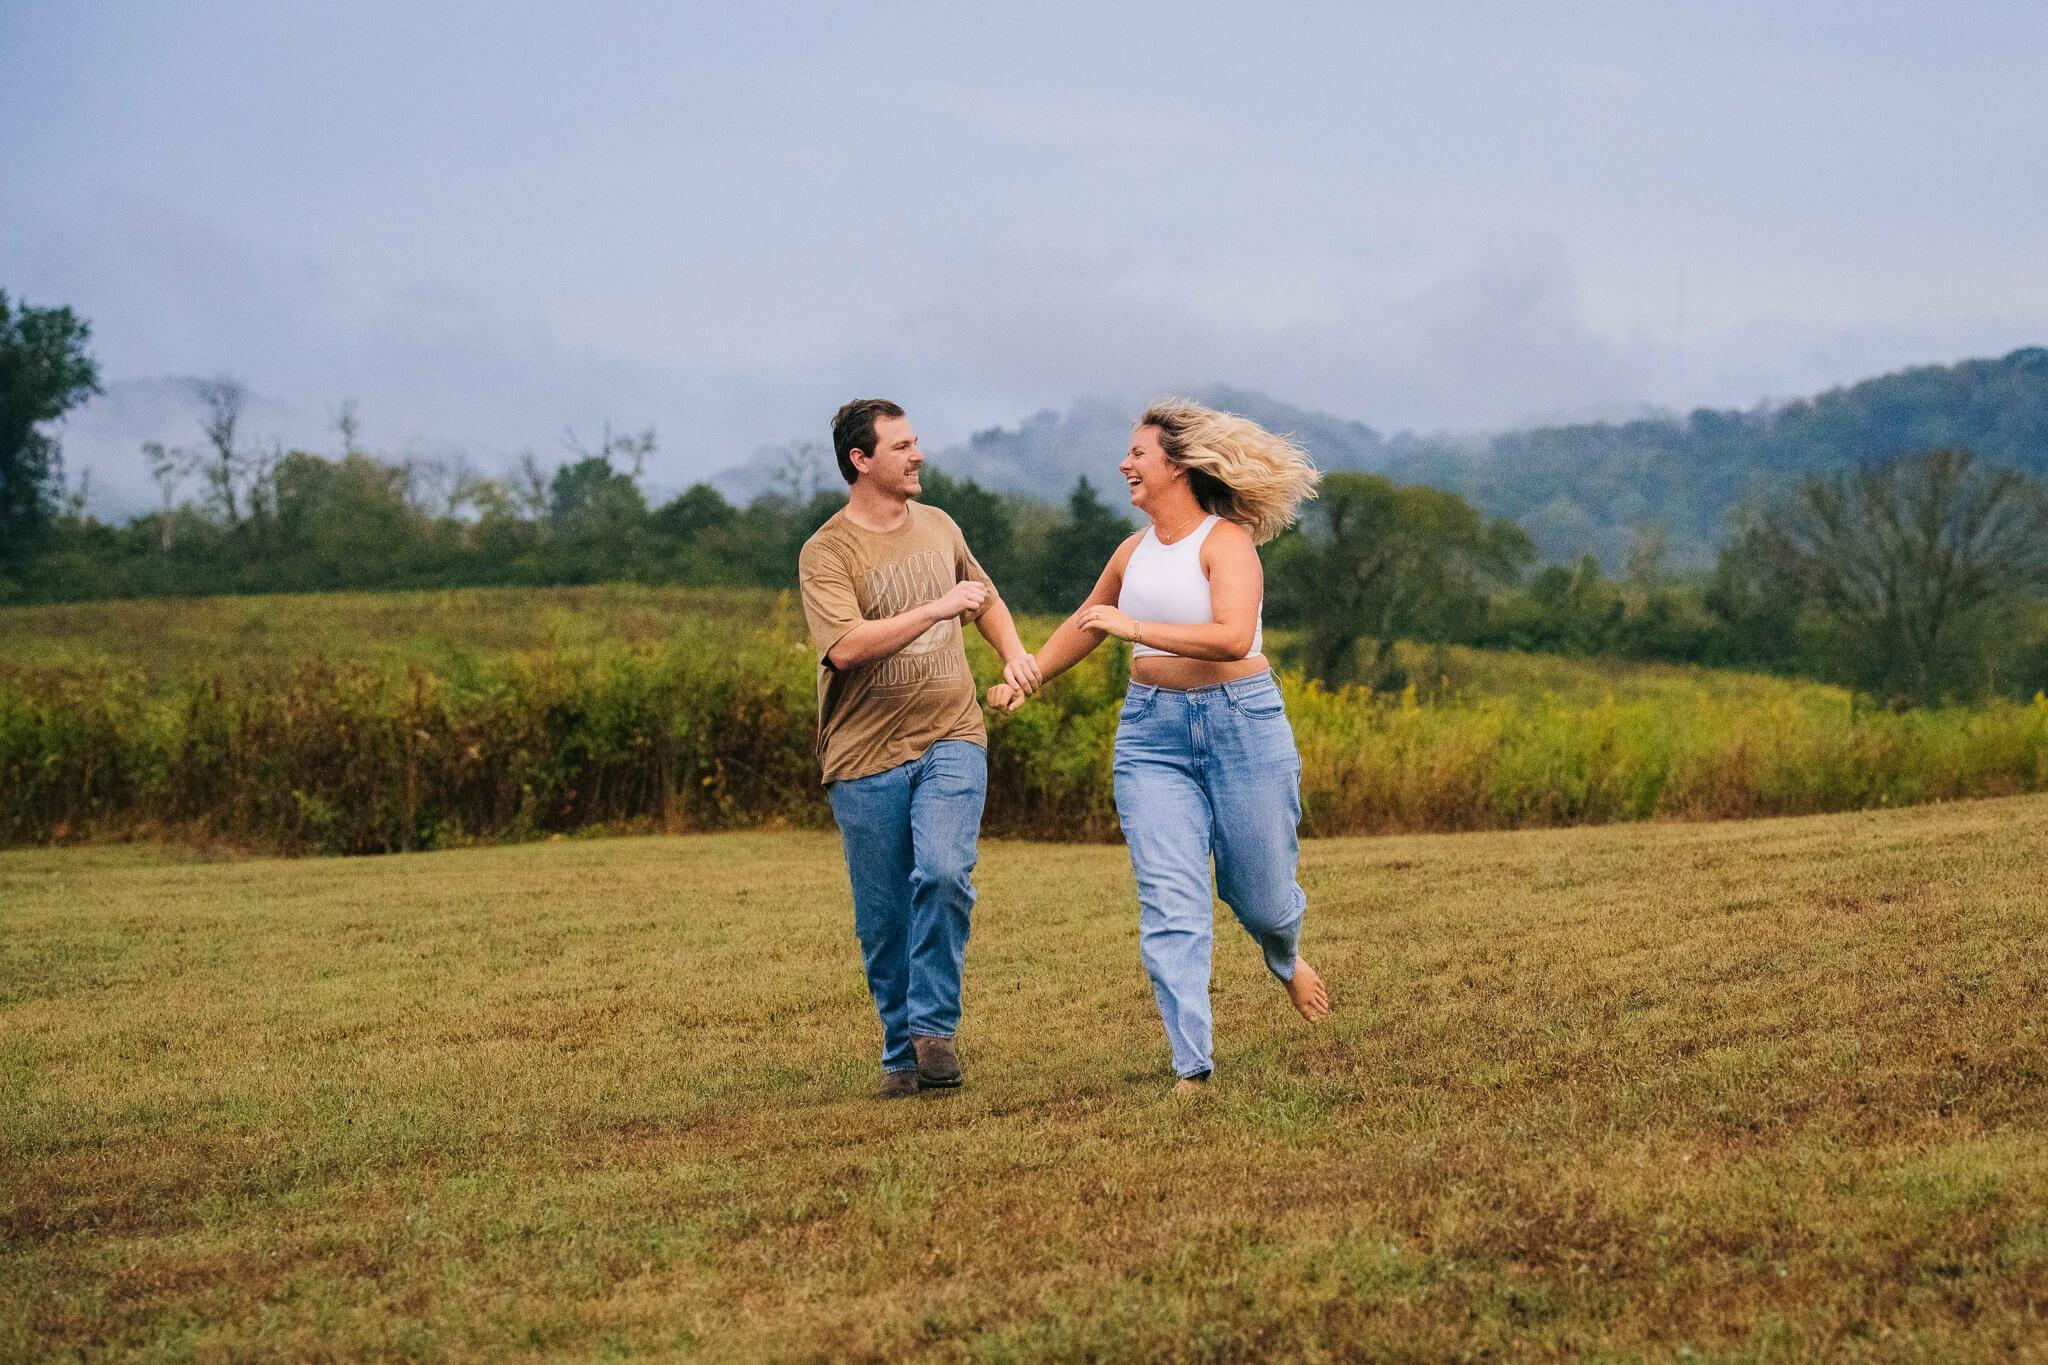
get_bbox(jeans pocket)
[1228,681,1286,718]
[1119,690,1157,722]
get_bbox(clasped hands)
[985,607,1140,714]
[986,653,1042,714]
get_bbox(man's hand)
[986,681,1025,713]
[1002,652,1043,697]
[930,579,989,622]
[1076,604,1139,641]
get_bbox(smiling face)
[855,414,923,498]
[1119,424,1180,513]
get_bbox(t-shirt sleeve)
[948,514,997,624]
[798,539,864,668]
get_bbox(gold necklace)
[1154,511,1203,543]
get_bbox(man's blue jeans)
[1113,671,1307,1079]
[827,740,988,1074]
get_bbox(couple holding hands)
[798,397,1329,1099]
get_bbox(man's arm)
[826,579,987,671]
[972,592,1042,693]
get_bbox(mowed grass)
[6,799,2047,1360]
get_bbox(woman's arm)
[1076,520,1263,660]
[1031,534,1144,684]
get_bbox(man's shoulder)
[910,500,964,539]
[799,513,860,584]
[799,509,852,560]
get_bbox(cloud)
[34,188,2042,527]
[827,238,1665,437]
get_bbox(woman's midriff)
[1130,653,1272,690]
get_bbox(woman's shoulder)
[1201,516,1254,551]
[1103,529,1147,576]
[1199,516,1259,573]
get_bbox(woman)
[989,399,1328,1094]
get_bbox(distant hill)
[1394,346,2048,568]
[921,347,2048,569]
[708,349,2048,568]
[937,386,1398,495]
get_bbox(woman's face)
[1119,425,1179,513]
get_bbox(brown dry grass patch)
[3,797,2046,1360]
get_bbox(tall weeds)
[5,604,2047,854]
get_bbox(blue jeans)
[1113,671,1307,1078]
[827,740,988,1073]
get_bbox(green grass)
[0,586,781,684]
[7,586,2048,852]
[0,584,1818,706]
[6,797,2047,1360]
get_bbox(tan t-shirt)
[798,501,997,784]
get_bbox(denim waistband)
[1125,669,1278,703]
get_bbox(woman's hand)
[1076,605,1139,641]
[985,681,1024,713]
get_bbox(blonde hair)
[1138,398,1320,544]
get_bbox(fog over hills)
[713,387,1413,508]
[66,345,2048,576]
[714,347,2048,572]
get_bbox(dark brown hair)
[830,398,906,484]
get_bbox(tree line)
[5,290,2047,707]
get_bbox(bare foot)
[1172,1074,1211,1097]
[1285,958,1329,1022]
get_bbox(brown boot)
[912,1035,962,1089]
[877,1070,921,1100]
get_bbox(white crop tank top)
[1116,514,1264,660]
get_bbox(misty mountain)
[1397,345,2048,569]
[902,347,2048,570]
[938,387,1399,495]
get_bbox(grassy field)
[5,795,2046,1360]
[9,586,2048,854]
[0,587,782,684]
[0,584,1818,704]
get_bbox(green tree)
[1495,556,1626,655]
[652,483,734,540]
[1029,476,1133,610]
[1270,473,1532,687]
[1737,447,2048,704]
[1701,542,1814,671]
[547,456,652,582]
[272,450,433,590]
[0,293,101,561]
[917,467,1015,585]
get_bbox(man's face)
[856,414,923,497]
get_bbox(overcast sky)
[7,1,2046,514]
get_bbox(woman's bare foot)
[1285,958,1329,1022]
[1172,1073,1211,1097]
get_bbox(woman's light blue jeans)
[1113,671,1307,1078]
[826,739,987,1074]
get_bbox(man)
[799,399,1042,1099]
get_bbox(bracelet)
[1134,621,1143,645]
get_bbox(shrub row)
[6,630,2047,854]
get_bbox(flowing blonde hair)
[1138,398,1320,544]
